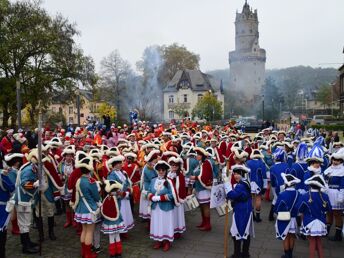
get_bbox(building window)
[69,106,73,114]
[198,94,203,101]
[81,113,84,117]
[183,94,188,103]
[169,95,174,103]
[69,117,74,124]
[169,111,174,119]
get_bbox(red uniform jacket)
[122,162,140,185]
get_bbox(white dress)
[149,178,174,242]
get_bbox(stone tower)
[229,0,266,102]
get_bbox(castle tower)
[229,1,266,101]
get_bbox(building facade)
[339,64,344,115]
[228,1,266,101]
[163,69,224,122]
[49,90,107,125]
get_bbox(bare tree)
[100,50,132,120]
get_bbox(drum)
[216,202,233,217]
[184,194,199,212]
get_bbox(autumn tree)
[158,43,200,85]
[192,92,223,121]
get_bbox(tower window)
[183,94,188,103]
[250,29,253,33]
[241,29,245,34]
[254,48,256,52]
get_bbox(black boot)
[48,216,57,241]
[0,230,6,258]
[288,249,293,258]
[32,208,38,229]
[326,223,332,236]
[255,210,262,223]
[27,233,39,248]
[281,249,288,258]
[230,237,241,258]
[21,233,39,254]
[242,236,250,258]
[37,217,44,242]
[268,205,275,221]
[55,200,63,215]
[329,227,342,241]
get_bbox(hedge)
[311,124,344,131]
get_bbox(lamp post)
[262,94,265,123]
[76,89,80,126]
[16,79,21,129]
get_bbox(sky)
[38,0,344,72]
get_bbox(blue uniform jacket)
[226,180,253,237]
[74,176,100,214]
[7,167,18,185]
[108,170,131,200]
[14,163,38,204]
[287,154,295,168]
[274,188,300,239]
[185,157,198,177]
[0,172,15,230]
[297,190,332,226]
[142,165,157,191]
[270,162,290,195]
[247,159,267,190]
[148,178,174,212]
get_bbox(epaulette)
[89,177,97,184]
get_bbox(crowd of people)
[0,121,343,258]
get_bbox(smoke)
[125,46,165,122]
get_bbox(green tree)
[316,84,332,109]
[192,92,223,121]
[0,0,95,127]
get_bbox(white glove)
[152,196,160,202]
[141,190,148,196]
[33,180,40,188]
[224,182,232,194]
[279,185,285,193]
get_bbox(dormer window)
[179,80,190,89]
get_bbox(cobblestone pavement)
[6,200,344,258]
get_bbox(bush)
[311,124,344,131]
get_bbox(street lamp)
[76,89,80,126]
[261,94,265,123]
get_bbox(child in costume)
[274,173,301,258]
[324,148,344,241]
[148,160,175,251]
[298,174,332,258]
[223,164,254,258]
[73,156,101,258]
[168,156,186,238]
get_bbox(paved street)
[6,200,344,258]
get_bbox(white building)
[163,69,224,121]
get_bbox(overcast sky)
[39,0,344,72]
